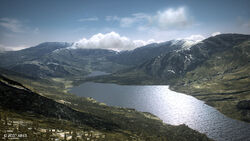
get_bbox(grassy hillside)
[88,34,250,123]
[171,40,250,122]
[0,73,211,140]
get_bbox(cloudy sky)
[0,0,249,51]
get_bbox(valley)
[0,69,211,141]
[88,34,250,123]
[0,33,250,141]
[1,1,250,140]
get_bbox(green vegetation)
[0,109,128,141]
[2,33,250,140]
[171,40,250,122]
[88,34,250,123]
[0,71,211,140]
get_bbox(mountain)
[0,42,72,67]
[107,39,197,66]
[93,34,250,122]
[136,34,250,82]
[45,47,125,76]
[171,34,250,121]
[0,42,73,78]
[0,42,127,78]
[1,33,249,123]
[0,74,211,140]
[0,39,197,79]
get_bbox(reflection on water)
[69,82,250,141]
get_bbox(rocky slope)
[137,34,250,82]
[107,39,196,66]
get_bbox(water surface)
[69,82,250,141]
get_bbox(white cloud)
[78,17,99,22]
[0,18,24,32]
[71,32,158,51]
[133,39,157,47]
[185,34,205,41]
[119,13,150,27]
[137,26,148,31]
[211,32,221,36]
[0,44,28,51]
[106,13,149,28]
[0,45,7,52]
[155,7,191,29]
[120,17,136,27]
[243,22,250,28]
[237,17,250,28]
[242,21,250,28]
[105,16,120,21]
[0,18,39,34]
[106,7,192,30]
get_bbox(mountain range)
[0,38,197,79]
[1,33,250,140]
[85,34,250,122]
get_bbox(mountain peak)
[170,39,199,50]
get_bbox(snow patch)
[167,70,175,74]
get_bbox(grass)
[171,41,250,122]
[0,71,212,140]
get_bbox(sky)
[0,0,249,51]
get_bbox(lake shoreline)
[69,81,250,141]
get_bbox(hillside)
[171,38,250,122]
[0,74,211,140]
[1,33,249,139]
[107,39,196,66]
[90,34,250,122]
[0,39,195,79]
[0,42,126,78]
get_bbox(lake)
[69,82,250,141]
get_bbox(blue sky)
[0,0,249,50]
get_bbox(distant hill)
[1,33,249,122]
[107,39,197,66]
[0,39,196,79]
[0,42,126,78]
[93,34,250,122]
